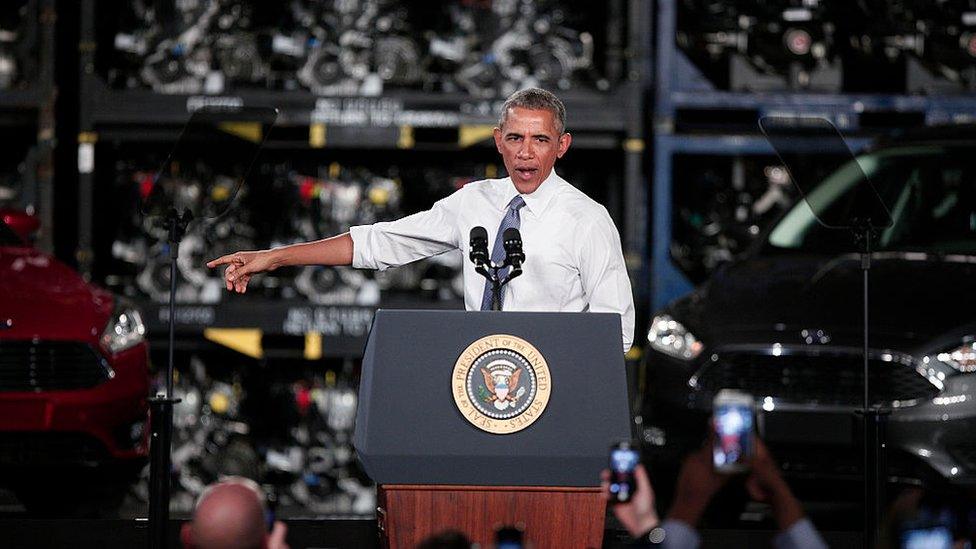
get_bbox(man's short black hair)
[498,88,567,134]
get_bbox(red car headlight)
[100,304,147,354]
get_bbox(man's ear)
[493,127,503,153]
[557,132,572,158]
[180,522,194,548]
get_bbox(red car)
[0,209,150,501]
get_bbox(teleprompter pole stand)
[147,208,191,549]
[853,221,888,549]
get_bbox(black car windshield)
[768,144,976,255]
[0,220,24,246]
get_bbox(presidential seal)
[452,334,551,435]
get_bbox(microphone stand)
[147,207,190,549]
[475,260,522,311]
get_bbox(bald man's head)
[182,479,267,549]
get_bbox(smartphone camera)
[712,389,755,473]
[609,441,640,504]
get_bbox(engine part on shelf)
[842,0,976,94]
[0,33,17,90]
[676,0,976,94]
[0,0,39,90]
[139,0,221,94]
[670,157,798,284]
[905,0,976,93]
[294,265,371,305]
[677,0,841,92]
[429,0,599,96]
[106,0,606,96]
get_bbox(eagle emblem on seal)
[480,360,526,410]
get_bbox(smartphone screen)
[609,442,640,504]
[713,394,754,472]
[900,526,953,549]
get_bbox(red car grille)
[0,432,108,466]
[0,341,111,391]
[694,351,940,407]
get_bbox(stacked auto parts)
[676,0,842,92]
[0,0,39,91]
[106,0,604,96]
[105,159,464,305]
[128,356,374,515]
[676,0,976,94]
[669,157,797,283]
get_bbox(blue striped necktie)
[481,195,526,311]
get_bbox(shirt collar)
[498,169,561,217]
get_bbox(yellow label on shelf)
[217,122,263,144]
[398,125,415,149]
[310,123,326,148]
[459,124,495,148]
[304,332,323,360]
[204,328,263,359]
[623,138,646,152]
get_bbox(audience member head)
[181,477,286,549]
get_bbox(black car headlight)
[647,314,703,361]
[100,303,147,354]
[935,340,976,373]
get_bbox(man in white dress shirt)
[208,88,635,351]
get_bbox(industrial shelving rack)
[650,0,976,311]
[1,0,56,252]
[76,0,653,357]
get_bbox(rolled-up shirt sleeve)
[350,192,462,271]
[577,208,636,353]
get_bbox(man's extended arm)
[208,189,463,293]
[207,234,354,294]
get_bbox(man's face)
[493,107,572,194]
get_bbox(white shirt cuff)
[348,225,372,270]
[661,518,700,549]
[773,518,828,549]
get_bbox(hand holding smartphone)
[609,441,641,504]
[712,389,756,473]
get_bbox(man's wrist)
[632,515,661,538]
[266,248,284,270]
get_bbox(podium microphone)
[469,226,489,267]
[503,228,525,270]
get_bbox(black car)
[640,126,976,491]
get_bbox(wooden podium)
[377,485,605,548]
[354,311,631,548]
